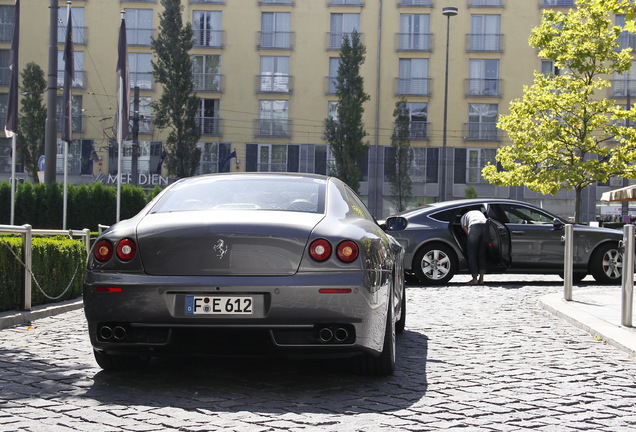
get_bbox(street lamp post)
[439,6,458,203]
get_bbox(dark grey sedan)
[383,199,623,285]
[84,173,405,376]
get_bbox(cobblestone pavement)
[1,275,635,432]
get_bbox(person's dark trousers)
[467,223,487,277]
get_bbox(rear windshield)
[150,176,327,214]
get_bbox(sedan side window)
[499,204,554,225]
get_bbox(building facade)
[0,0,632,220]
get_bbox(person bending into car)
[461,209,488,285]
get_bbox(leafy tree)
[482,0,636,222]
[389,98,413,212]
[17,62,46,183]
[324,30,370,193]
[151,0,201,178]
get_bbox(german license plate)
[185,296,253,315]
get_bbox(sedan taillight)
[337,241,359,263]
[309,239,332,261]
[116,238,137,261]
[93,240,114,262]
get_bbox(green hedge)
[0,182,164,231]
[0,236,86,312]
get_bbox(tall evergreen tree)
[151,0,201,178]
[18,62,46,183]
[324,30,369,193]
[390,98,412,212]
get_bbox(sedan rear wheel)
[590,243,622,284]
[413,243,457,285]
[353,294,396,376]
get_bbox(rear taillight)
[337,241,359,262]
[309,239,332,261]
[93,240,114,262]
[116,238,137,261]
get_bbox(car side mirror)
[384,216,408,231]
[552,218,564,230]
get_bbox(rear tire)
[590,243,622,284]
[413,243,457,285]
[353,295,396,376]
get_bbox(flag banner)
[61,5,74,143]
[4,0,19,138]
[115,16,130,142]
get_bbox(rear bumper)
[83,270,391,357]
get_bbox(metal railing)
[0,224,91,311]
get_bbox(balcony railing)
[610,79,636,98]
[257,74,292,93]
[398,0,432,6]
[127,28,154,46]
[56,70,87,89]
[396,33,432,51]
[193,29,224,48]
[542,0,575,6]
[258,31,294,50]
[0,23,14,43]
[465,78,501,97]
[469,0,503,6]
[464,122,500,141]
[258,0,293,4]
[408,121,429,141]
[130,72,153,90]
[327,31,363,50]
[329,0,364,6]
[197,116,222,136]
[467,34,503,52]
[255,118,291,137]
[193,73,223,92]
[396,77,431,96]
[57,25,87,45]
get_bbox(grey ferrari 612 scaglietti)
[383,199,624,286]
[84,173,405,376]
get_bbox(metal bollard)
[622,224,634,327]
[563,224,574,301]
[22,224,32,311]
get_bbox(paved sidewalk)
[538,286,636,357]
[0,297,83,330]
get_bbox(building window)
[56,139,93,175]
[398,14,430,51]
[260,12,292,49]
[327,58,340,94]
[57,51,85,89]
[469,14,501,52]
[329,13,360,49]
[193,11,223,48]
[0,50,10,86]
[398,0,432,6]
[57,7,85,45]
[130,97,154,135]
[257,100,289,137]
[398,58,429,96]
[193,55,222,92]
[466,103,499,141]
[384,147,438,183]
[125,9,153,46]
[328,101,339,121]
[129,53,153,90]
[197,99,221,136]
[55,95,83,135]
[542,0,575,6]
[196,142,232,174]
[467,148,496,183]
[468,59,499,97]
[0,5,14,43]
[612,60,636,98]
[259,56,290,93]
[469,0,502,6]
[616,15,636,51]
[406,103,428,140]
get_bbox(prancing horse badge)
[213,239,228,259]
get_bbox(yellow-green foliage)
[0,236,86,312]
